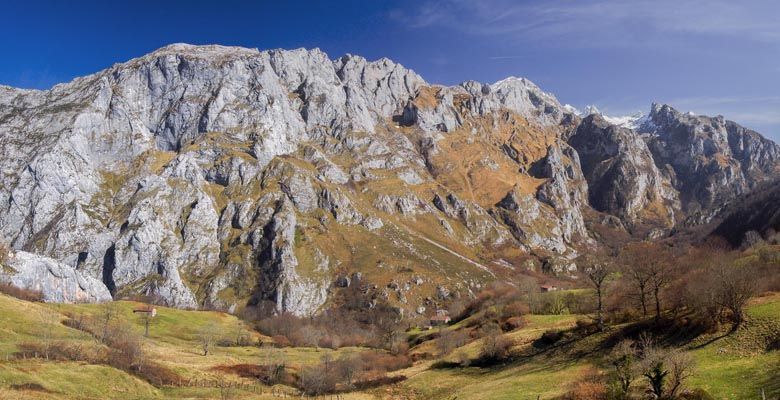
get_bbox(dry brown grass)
[411,86,442,110]
[424,112,555,208]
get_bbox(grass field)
[0,292,778,399]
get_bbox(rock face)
[709,179,780,247]
[1,251,112,303]
[402,78,572,132]
[569,114,678,224]
[534,142,590,242]
[0,44,778,315]
[639,103,780,214]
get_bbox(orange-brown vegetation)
[424,112,555,208]
[251,277,403,350]
[0,283,43,302]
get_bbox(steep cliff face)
[569,114,678,225]
[0,251,112,303]
[640,103,780,215]
[709,179,780,247]
[0,44,429,314]
[0,44,777,314]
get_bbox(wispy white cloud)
[392,0,780,46]
[727,112,780,126]
[389,0,780,138]
[668,95,780,108]
[662,95,780,136]
[488,55,525,60]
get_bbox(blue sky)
[2,0,779,139]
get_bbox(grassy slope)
[401,313,588,400]
[687,295,780,398]
[0,293,778,399]
[0,295,372,400]
[399,293,780,400]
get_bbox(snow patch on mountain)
[579,105,648,130]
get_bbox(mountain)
[1,44,778,316]
[709,178,780,247]
[640,103,780,214]
[569,114,678,225]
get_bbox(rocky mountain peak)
[1,44,778,315]
[640,103,780,214]
[569,114,677,224]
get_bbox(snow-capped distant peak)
[579,105,647,130]
[603,112,648,130]
[562,104,581,115]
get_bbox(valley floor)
[0,293,778,399]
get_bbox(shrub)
[0,283,43,302]
[501,316,526,332]
[477,333,513,365]
[638,342,695,399]
[436,329,469,355]
[358,352,412,372]
[455,282,521,322]
[9,383,48,392]
[389,334,409,356]
[137,360,182,386]
[679,388,716,400]
[271,335,291,348]
[0,241,9,266]
[333,354,363,388]
[537,329,564,346]
[502,300,530,319]
[318,335,341,349]
[213,363,291,386]
[107,329,145,372]
[455,350,471,367]
[563,381,607,400]
[298,365,338,395]
[15,341,103,363]
[575,319,600,335]
[352,375,405,390]
[251,277,403,350]
[294,351,410,395]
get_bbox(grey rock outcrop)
[1,251,111,303]
[640,103,780,213]
[402,77,574,133]
[569,114,678,223]
[253,199,329,316]
[534,143,589,242]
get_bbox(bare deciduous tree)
[712,261,756,327]
[647,258,672,323]
[581,255,612,331]
[260,346,287,385]
[37,309,60,360]
[621,243,677,323]
[621,243,655,316]
[479,326,513,364]
[335,354,362,388]
[637,335,695,398]
[99,301,118,343]
[197,322,221,356]
[108,322,146,373]
[666,351,695,398]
